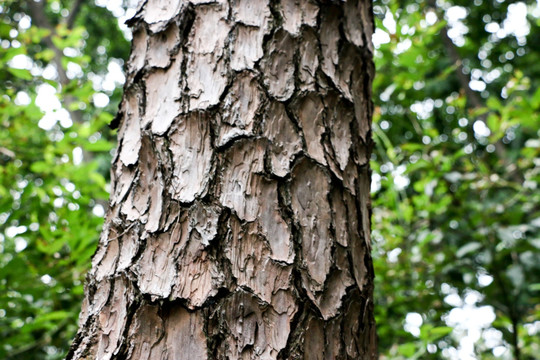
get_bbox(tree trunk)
[67,0,376,359]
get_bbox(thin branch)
[439,27,484,109]
[0,147,16,158]
[27,0,70,85]
[425,1,523,183]
[66,0,85,29]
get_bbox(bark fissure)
[68,0,376,358]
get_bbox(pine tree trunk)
[67,0,376,358]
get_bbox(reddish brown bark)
[68,0,376,359]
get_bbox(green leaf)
[36,238,66,254]
[424,326,453,341]
[30,161,50,173]
[8,67,33,80]
[531,87,540,109]
[398,343,417,357]
[529,283,540,292]
[2,46,25,62]
[85,139,113,152]
[33,311,71,325]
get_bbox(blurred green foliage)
[0,0,539,360]
[0,1,129,359]
[372,0,540,359]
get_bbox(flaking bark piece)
[261,30,295,101]
[262,102,302,177]
[330,188,349,247]
[230,25,266,71]
[217,72,262,147]
[291,158,333,292]
[219,140,293,262]
[344,0,374,52]
[143,0,184,32]
[78,279,110,328]
[117,227,140,272]
[164,306,207,359]
[324,94,353,172]
[120,136,163,227]
[304,316,325,360]
[225,216,293,304]
[135,215,186,299]
[95,277,134,360]
[127,26,147,78]
[188,202,221,247]
[169,112,214,203]
[187,53,228,110]
[209,290,297,359]
[171,229,224,307]
[125,305,164,359]
[294,94,327,165]
[146,23,180,68]
[304,247,355,320]
[145,54,183,135]
[118,92,142,166]
[187,3,230,55]
[186,4,230,110]
[343,184,369,290]
[279,0,319,37]
[229,0,271,70]
[298,28,320,92]
[320,6,340,93]
[110,163,136,206]
[218,139,265,221]
[136,202,224,307]
[232,0,271,27]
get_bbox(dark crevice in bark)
[178,6,196,114]
[214,133,260,152]
[276,300,307,359]
[113,288,141,359]
[281,172,326,356]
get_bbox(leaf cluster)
[0,1,129,358]
[372,0,540,359]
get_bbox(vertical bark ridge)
[67,0,376,359]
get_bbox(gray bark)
[67,0,376,359]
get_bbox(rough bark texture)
[68,0,376,358]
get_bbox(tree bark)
[67,0,376,359]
